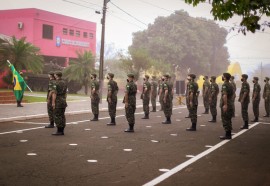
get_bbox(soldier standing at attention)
[106,73,119,125]
[202,76,210,114]
[185,75,191,118]
[263,77,270,117]
[219,73,234,140]
[239,74,250,129]
[158,76,164,111]
[230,76,237,117]
[90,73,100,121]
[208,76,219,123]
[124,74,137,132]
[186,74,199,131]
[162,74,173,124]
[45,71,56,128]
[141,75,151,119]
[251,77,261,122]
[150,76,158,112]
[51,71,67,135]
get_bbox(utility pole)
[98,0,109,103]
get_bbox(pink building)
[0,8,96,65]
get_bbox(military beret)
[163,74,170,78]
[189,74,196,79]
[55,71,62,76]
[127,73,134,78]
[48,71,54,75]
[242,74,248,79]
[253,77,259,81]
[211,76,216,80]
[145,75,150,79]
[91,73,97,78]
[223,73,231,80]
[108,73,114,78]
[265,77,270,81]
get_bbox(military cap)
[223,73,231,80]
[253,77,259,81]
[211,76,216,80]
[127,73,134,78]
[145,75,150,79]
[108,73,114,78]
[265,77,270,81]
[242,74,248,79]
[91,73,97,78]
[189,74,196,79]
[55,71,62,76]
[48,71,54,75]
[163,74,170,78]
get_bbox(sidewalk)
[0,94,146,123]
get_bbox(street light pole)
[99,0,109,103]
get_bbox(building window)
[42,24,53,40]
[69,29,74,36]
[89,33,94,39]
[83,32,87,38]
[76,30,80,37]
[63,28,68,35]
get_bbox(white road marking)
[170,134,178,136]
[261,122,270,125]
[176,119,181,121]
[69,144,78,146]
[0,127,44,135]
[200,125,206,127]
[84,129,91,131]
[143,122,261,186]
[205,145,213,148]
[146,126,152,128]
[87,160,98,163]
[123,149,132,152]
[156,116,162,118]
[159,169,170,172]
[186,155,195,158]
[101,136,109,139]
[151,140,159,143]
[27,153,37,156]
[20,140,28,142]
[14,121,48,125]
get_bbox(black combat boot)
[45,121,55,128]
[185,115,191,118]
[17,100,23,107]
[251,117,258,122]
[162,117,171,124]
[125,124,134,132]
[107,117,116,125]
[240,121,249,129]
[220,130,231,140]
[208,115,216,123]
[52,127,64,135]
[151,106,156,112]
[91,114,99,121]
[142,113,149,119]
[186,123,196,131]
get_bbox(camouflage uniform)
[150,77,158,112]
[52,78,68,129]
[209,77,219,122]
[252,78,261,121]
[230,78,237,117]
[107,78,118,118]
[162,78,173,121]
[263,77,270,117]
[91,78,100,119]
[185,81,191,118]
[202,77,210,113]
[141,77,151,118]
[239,80,250,123]
[159,80,164,111]
[47,78,56,125]
[125,78,137,127]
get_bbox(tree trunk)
[84,81,88,95]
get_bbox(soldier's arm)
[222,93,228,112]
[52,92,56,109]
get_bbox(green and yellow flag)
[9,64,26,101]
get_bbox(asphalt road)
[0,103,270,186]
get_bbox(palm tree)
[63,50,96,95]
[0,36,44,73]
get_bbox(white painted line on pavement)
[186,155,195,158]
[143,122,261,186]
[205,145,213,148]
[0,127,45,135]
[14,121,48,125]
[27,153,37,156]
[261,122,270,125]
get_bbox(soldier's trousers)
[265,98,270,115]
[108,99,117,118]
[203,96,209,109]
[47,103,54,123]
[253,99,260,118]
[186,97,191,116]
[232,96,236,116]
[151,95,157,108]
[210,99,217,116]
[125,104,136,124]
[54,108,66,128]
[143,97,150,114]
[163,98,172,117]
[190,105,198,123]
[241,102,249,122]
[159,95,164,110]
[91,96,100,115]
[221,108,233,131]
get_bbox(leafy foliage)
[185,0,270,33]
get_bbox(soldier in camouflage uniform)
[186,74,199,131]
[106,73,119,125]
[251,77,261,122]
[230,76,237,117]
[141,75,151,119]
[90,73,100,121]
[162,74,173,124]
[51,71,67,135]
[219,73,234,140]
[239,74,250,129]
[158,77,164,111]
[263,77,270,117]
[150,76,158,112]
[124,73,137,132]
[208,76,219,123]
[185,76,191,118]
[45,71,56,128]
[202,76,210,114]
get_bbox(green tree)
[0,36,44,73]
[63,50,96,95]
[185,0,270,33]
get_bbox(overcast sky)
[1,0,270,74]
